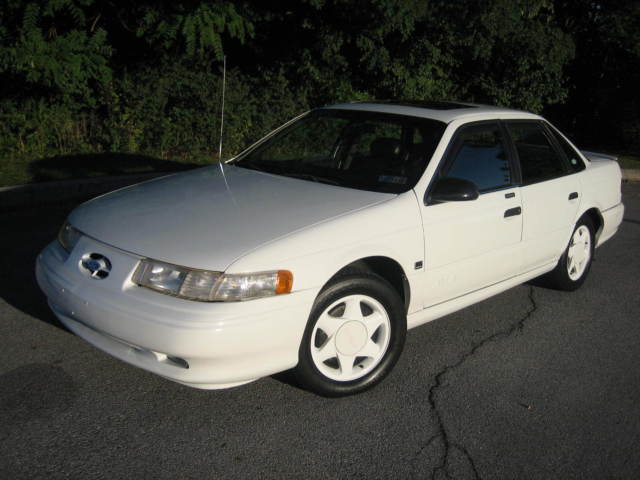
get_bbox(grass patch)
[617,154,640,170]
[590,150,640,170]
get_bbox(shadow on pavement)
[28,152,200,183]
[270,370,307,392]
[0,204,75,331]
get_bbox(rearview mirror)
[428,177,479,203]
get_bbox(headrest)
[370,138,401,158]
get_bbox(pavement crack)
[422,285,538,480]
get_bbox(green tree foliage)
[437,0,575,111]
[0,0,111,104]
[135,2,253,58]
[243,0,574,111]
[0,0,638,185]
[292,0,456,103]
[553,0,640,149]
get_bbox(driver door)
[419,121,523,307]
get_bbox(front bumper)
[36,237,316,389]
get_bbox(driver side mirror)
[427,177,479,204]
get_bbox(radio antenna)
[217,56,235,203]
[218,55,226,160]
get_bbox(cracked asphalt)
[1,184,639,480]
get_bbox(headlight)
[132,259,293,302]
[58,221,82,252]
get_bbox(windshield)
[234,109,446,193]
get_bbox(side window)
[545,124,586,173]
[507,122,568,184]
[443,122,512,191]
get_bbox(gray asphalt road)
[1,184,639,480]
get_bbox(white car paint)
[36,102,625,390]
[419,185,524,307]
[69,164,394,272]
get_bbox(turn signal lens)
[276,270,294,295]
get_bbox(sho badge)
[80,253,112,279]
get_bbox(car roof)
[322,100,541,124]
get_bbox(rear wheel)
[295,274,406,396]
[544,217,595,291]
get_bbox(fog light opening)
[165,356,189,369]
[148,349,190,369]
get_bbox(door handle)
[504,206,522,218]
[505,192,515,199]
[568,192,579,200]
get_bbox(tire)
[543,216,595,291]
[294,273,406,397]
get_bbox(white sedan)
[36,101,625,396]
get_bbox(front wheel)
[544,216,595,291]
[294,274,406,397]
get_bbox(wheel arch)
[579,207,604,244]
[322,256,411,314]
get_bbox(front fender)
[226,193,425,311]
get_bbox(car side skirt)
[407,261,556,330]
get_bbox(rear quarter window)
[506,121,568,184]
[545,124,586,173]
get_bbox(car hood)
[69,165,394,271]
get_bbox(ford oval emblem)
[80,253,112,279]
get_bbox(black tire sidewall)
[295,274,406,397]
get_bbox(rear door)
[504,121,581,270]
[419,121,523,307]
